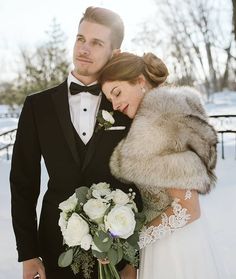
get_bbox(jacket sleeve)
[10,96,41,261]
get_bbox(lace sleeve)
[138,189,198,249]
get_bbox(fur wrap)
[110,86,218,194]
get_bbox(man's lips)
[77,57,93,63]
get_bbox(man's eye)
[77,37,84,42]
[92,41,102,46]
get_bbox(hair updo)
[99,52,169,87]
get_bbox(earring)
[141,87,146,93]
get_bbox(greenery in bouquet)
[58,182,146,279]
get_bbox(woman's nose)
[112,101,120,111]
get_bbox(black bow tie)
[69,82,101,96]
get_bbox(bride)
[99,52,220,278]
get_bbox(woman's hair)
[99,52,169,87]
[80,6,124,49]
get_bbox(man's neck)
[71,70,98,85]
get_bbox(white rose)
[112,189,130,205]
[63,213,89,247]
[58,212,68,233]
[105,205,136,239]
[102,110,115,124]
[83,199,109,223]
[91,182,110,191]
[59,193,78,213]
[81,234,93,251]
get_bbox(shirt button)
[83,108,87,111]
[82,132,86,136]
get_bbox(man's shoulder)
[27,80,67,100]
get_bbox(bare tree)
[132,0,235,98]
[233,0,236,40]
[15,18,70,104]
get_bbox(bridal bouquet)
[58,182,145,279]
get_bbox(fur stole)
[110,86,218,194]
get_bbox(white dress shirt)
[67,72,102,144]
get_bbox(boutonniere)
[96,110,115,132]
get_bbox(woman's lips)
[122,105,129,114]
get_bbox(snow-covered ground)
[0,91,236,278]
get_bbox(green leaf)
[58,249,73,267]
[134,212,146,231]
[116,245,123,264]
[134,219,144,231]
[75,187,89,204]
[127,232,139,249]
[93,232,112,252]
[92,249,107,259]
[107,248,118,265]
[123,242,137,264]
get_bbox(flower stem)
[108,263,120,279]
[98,262,105,279]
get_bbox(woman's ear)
[137,74,146,87]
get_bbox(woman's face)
[102,80,145,119]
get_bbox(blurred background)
[0,0,235,278]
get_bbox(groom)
[10,6,141,279]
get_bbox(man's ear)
[111,48,121,57]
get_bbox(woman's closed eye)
[114,90,121,97]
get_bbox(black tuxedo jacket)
[10,80,142,277]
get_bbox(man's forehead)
[78,20,111,40]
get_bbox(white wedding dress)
[137,188,220,279]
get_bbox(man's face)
[73,20,119,82]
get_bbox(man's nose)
[80,43,90,55]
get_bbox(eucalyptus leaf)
[93,233,112,252]
[117,246,123,264]
[107,248,118,265]
[58,249,73,267]
[123,242,137,264]
[127,232,139,249]
[75,187,89,204]
[92,249,107,259]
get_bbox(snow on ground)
[0,92,236,278]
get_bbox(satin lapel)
[51,80,80,166]
[82,94,113,172]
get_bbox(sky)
[0,0,156,81]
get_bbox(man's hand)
[119,264,137,279]
[23,258,46,279]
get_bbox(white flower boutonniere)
[96,110,115,132]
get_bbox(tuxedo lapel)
[82,94,113,172]
[51,80,80,166]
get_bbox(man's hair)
[80,6,124,49]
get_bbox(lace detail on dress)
[138,198,191,249]
[184,190,192,200]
